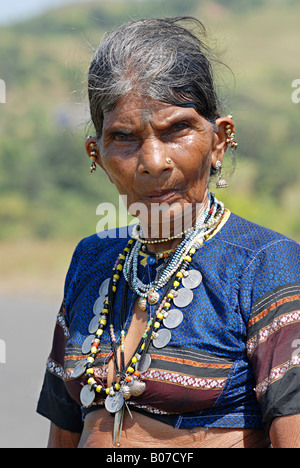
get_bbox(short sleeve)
[246,239,300,434]
[36,242,85,433]
[36,302,83,433]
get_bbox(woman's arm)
[269,414,300,448]
[47,422,82,448]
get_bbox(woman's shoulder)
[74,225,133,257]
[213,211,300,304]
[65,226,133,282]
[216,211,299,255]
[64,227,133,300]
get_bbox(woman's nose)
[137,137,172,178]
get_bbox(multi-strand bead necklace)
[73,193,225,445]
[125,193,223,310]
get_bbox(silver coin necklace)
[73,196,225,445]
[75,238,203,445]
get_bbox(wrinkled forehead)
[102,93,175,128]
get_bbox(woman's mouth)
[144,190,179,204]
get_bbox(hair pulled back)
[88,17,221,138]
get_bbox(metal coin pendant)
[89,315,101,334]
[93,294,106,316]
[137,353,152,373]
[80,385,96,407]
[99,277,110,296]
[82,334,95,354]
[182,269,202,290]
[163,308,183,329]
[105,392,125,413]
[173,287,193,308]
[72,359,88,378]
[152,328,172,349]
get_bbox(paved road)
[0,293,61,448]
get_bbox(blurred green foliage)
[0,0,300,241]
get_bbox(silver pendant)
[105,392,125,413]
[152,328,172,349]
[182,269,202,290]
[81,334,95,354]
[129,380,146,397]
[120,385,131,400]
[173,287,193,308]
[137,353,151,373]
[163,308,183,329]
[88,315,100,334]
[93,294,106,315]
[71,358,88,378]
[99,277,110,296]
[80,384,96,407]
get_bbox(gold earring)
[225,121,238,150]
[89,142,97,173]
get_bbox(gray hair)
[88,17,222,139]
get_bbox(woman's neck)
[146,236,185,255]
[139,190,210,255]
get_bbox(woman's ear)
[211,116,236,169]
[84,136,115,182]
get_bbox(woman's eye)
[113,132,131,141]
[170,122,190,133]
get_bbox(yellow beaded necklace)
[75,197,225,445]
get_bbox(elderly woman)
[37,17,300,448]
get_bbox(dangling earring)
[215,160,228,189]
[89,142,97,173]
[225,120,238,150]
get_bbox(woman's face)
[91,93,231,233]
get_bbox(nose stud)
[166,157,172,164]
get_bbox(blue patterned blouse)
[37,211,300,435]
